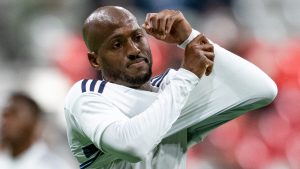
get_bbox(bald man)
[64,6,277,169]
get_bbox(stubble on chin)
[101,66,152,86]
[122,67,152,85]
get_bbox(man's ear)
[88,52,101,70]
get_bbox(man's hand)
[182,34,214,78]
[142,10,192,44]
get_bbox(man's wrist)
[177,27,192,45]
[177,29,201,49]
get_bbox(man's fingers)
[143,13,158,38]
[151,15,158,32]
[186,44,214,61]
[203,51,215,61]
[183,32,215,78]
[165,11,181,34]
[158,17,167,35]
[200,43,214,52]
[200,35,209,44]
[144,11,183,38]
[144,13,168,39]
[165,16,175,34]
[205,59,214,76]
[144,13,151,29]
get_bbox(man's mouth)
[127,57,149,68]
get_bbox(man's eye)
[134,34,143,42]
[112,42,122,49]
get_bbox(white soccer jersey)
[64,43,277,169]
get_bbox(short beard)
[101,65,152,86]
[121,67,152,86]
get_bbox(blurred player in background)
[64,6,277,169]
[0,92,71,169]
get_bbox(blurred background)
[0,0,299,168]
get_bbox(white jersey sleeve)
[71,93,128,151]
[64,80,129,167]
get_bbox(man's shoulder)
[150,68,177,89]
[65,79,108,106]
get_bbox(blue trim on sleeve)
[80,151,103,169]
[150,73,164,83]
[80,144,104,169]
[151,69,170,87]
[82,144,100,158]
[90,80,97,92]
[98,81,107,94]
[151,73,164,85]
[81,79,88,93]
[156,69,170,87]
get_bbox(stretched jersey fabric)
[64,42,277,169]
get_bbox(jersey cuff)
[177,29,201,49]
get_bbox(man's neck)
[103,77,154,92]
[132,81,154,92]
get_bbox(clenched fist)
[182,34,214,78]
[142,10,192,45]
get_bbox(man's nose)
[127,39,141,57]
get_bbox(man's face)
[0,99,37,146]
[91,19,153,87]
